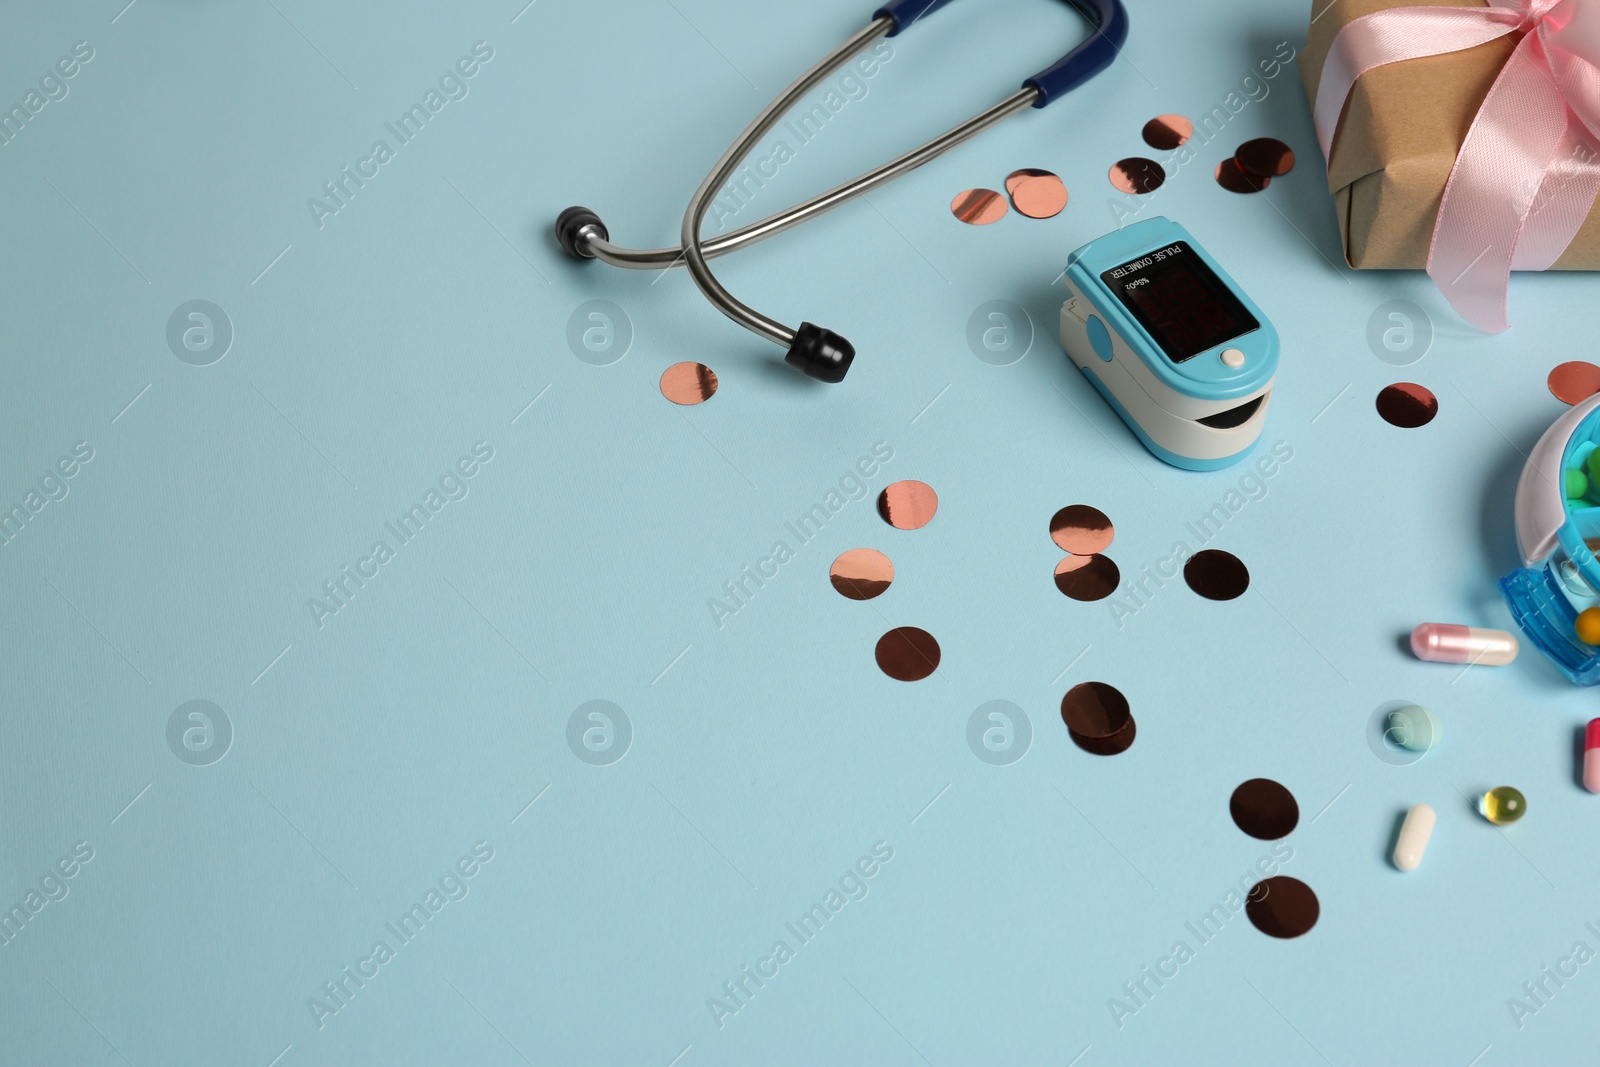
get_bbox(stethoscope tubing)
[578,80,1037,273]
[560,0,1129,380]
[677,19,896,348]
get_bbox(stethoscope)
[556,0,1130,383]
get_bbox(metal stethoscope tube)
[556,0,1129,382]
[577,79,1038,274]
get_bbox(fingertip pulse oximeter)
[1059,218,1279,470]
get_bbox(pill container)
[1502,394,1600,685]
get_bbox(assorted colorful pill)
[1410,623,1519,666]
[1587,719,1600,794]
[1577,607,1600,646]
[1393,804,1435,872]
[1387,704,1441,752]
[1480,786,1527,825]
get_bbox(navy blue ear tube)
[556,0,1129,383]
[874,0,1128,104]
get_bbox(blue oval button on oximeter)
[1087,315,1114,362]
[1059,217,1279,470]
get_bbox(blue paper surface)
[2,0,1597,1063]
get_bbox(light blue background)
[1,0,1596,1064]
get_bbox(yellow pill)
[1578,608,1600,646]
[1480,786,1526,826]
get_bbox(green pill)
[1568,470,1591,499]
[1386,705,1441,752]
[1588,449,1600,485]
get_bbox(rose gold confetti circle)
[659,362,718,405]
[1376,382,1439,428]
[877,480,938,530]
[1071,719,1137,756]
[1054,555,1121,602]
[1215,158,1270,194]
[1061,681,1136,756]
[1235,138,1296,178]
[1142,114,1193,150]
[1549,361,1600,405]
[829,548,894,601]
[1230,779,1299,840]
[1060,681,1131,738]
[1245,876,1320,938]
[1110,157,1166,195]
[1011,174,1069,219]
[951,189,1008,225]
[1006,168,1054,195]
[875,627,941,681]
[1050,504,1114,555]
[1184,550,1250,601]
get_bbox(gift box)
[1301,0,1600,330]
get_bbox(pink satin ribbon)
[1314,0,1600,331]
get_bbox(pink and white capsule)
[1410,623,1519,666]
[1586,719,1600,794]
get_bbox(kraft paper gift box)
[1301,0,1600,272]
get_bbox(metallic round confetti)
[1109,157,1166,195]
[1071,718,1137,756]
[1060,681,1130,738]
[829,548,894,601]
[1054,555,1121,602]
[1376,382,1439,428]
[1184,550,1250,601]
[951,188,1008,225]
[878,480,938,531]
[1245,876,1320,938]
[659,361,718,405]
[1229,779,1300,840]
[1142,114,1193,151]
[1214,157,1270,194]
[1050,504,1114,555]
[875,627,941,681]
[1549,361,1600,405]
[1005,168,1055,196]
[1011,174,1069,219]
[1235,137,1296,178]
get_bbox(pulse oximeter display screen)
[1102,242,1259,362]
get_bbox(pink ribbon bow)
[1314,0,1600,331]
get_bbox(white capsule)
[1393,803,1436,872]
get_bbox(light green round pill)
[1387,704,1442,752]
[1568,469,1591,499]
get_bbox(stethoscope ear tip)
[786,323,854,383]
[555,205,607,259]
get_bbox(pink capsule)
[1410,623,1519,666]
[1586,719,1600,794]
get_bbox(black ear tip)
[556,206,607,258]
[786,322,854,383]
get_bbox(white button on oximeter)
[1059,217,1279,470]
